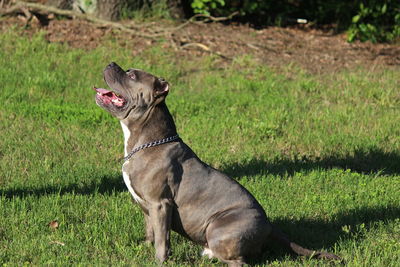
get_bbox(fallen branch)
[1,2,237,37]
[0,1,161,39]
[169,11,239,33]
[181,42,231,60]
[190,11,239,22]
[1,1,234,59]
[181,42,211,51]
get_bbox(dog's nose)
[107,62,117,69]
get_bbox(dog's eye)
[128,71,136,80]
[159,77,165,82]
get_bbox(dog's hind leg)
[205,209,271,267]
[223,259,246,267]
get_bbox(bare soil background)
[1,16,399,74]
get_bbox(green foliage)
[189,0,356,24]
[347,1,400,43]
[191,0,225,15]
[189,0,399,43]
[0,30,400,266]
[191,0,271,21]
[76,0,96,14]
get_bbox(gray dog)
[94,62,340,266]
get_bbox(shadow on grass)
[2,148,397,199]
[1,147,399,263]
[0,174,126,199]
[222,148,400,178]
[251,204,400,264]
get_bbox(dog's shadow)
[220,147,400,263]
[2,147,399,263]
[249,204,400,264]
[0,174,126,198]
[222,147,400,178]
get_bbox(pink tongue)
[93,87,112,95]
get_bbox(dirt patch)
[1,16,399,74]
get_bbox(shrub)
[347,1,400,43]
[189,0,400,43]
[191,0,226,16]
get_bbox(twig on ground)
[0,1,162,38]
[246,43,278,53]
[0,1,237,59]
[169,11,239,33]
[181,42,231,60]
[192,11,239,22]
[49,241,65,246]
[181,42,211,51]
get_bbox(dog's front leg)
[144,213,154,244]
[149,199,172,263]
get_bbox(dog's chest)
[122,168,144,203]
[120,122,143,202]
[120,121,130,156]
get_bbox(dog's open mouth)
[93,87,126,107]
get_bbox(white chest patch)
[120,122,143,203]
[120,121,130,157]
[122,169,143,203]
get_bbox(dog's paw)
[201,248,214,259]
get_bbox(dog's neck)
[120,102,177,156]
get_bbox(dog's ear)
[154,79,169,98]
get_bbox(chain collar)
[123,134,180,162]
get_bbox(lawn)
[0,28,399,266]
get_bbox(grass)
[120,0,172,21]
[0,27,399,266]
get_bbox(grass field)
[0,28,399,266]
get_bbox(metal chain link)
[123,134,180,162]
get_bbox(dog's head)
[94,62,169,120]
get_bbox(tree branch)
[0,1,234,59]
[0,1,161,39]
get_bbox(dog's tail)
[269,225,341,261]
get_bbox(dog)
[93,62,340,266]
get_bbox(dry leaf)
[48,220,59,229]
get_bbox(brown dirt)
[1,16,399,74]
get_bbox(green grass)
[0,28,399,266]
[120,0,172,21]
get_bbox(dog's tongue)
[93,87,112,95]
